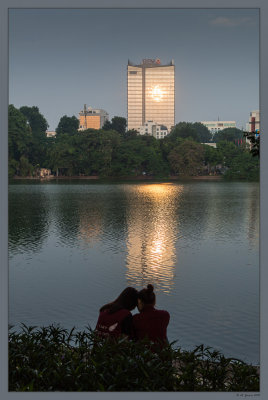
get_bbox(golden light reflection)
[151,85,164,102]
[125,184,183,294]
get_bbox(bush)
[9,324,259,392]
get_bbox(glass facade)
[127,61,175,132]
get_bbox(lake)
[8,180,259,364]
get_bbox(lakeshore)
[12,174,223,181]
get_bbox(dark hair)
[100,287,138,314]
[137,284,155,305]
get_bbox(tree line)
[8,104,259,180]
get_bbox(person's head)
[100,287,138,314]
[137,284,156,311]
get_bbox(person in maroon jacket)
[132,284,170,346]
[95,287,138,339]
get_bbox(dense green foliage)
[8,105,259,180]
[243,131,260,158]
[103,116,127,136]
[168,140,205,175]
[213,128,244,143]
[56,115,79,136]
[9,325,259,392]
[169,122,212,143]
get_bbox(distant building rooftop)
[128,58,174,67]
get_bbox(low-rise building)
[200,120,236,135]
[139,120,169,139]
[202,142,217,148]
[46,131,56,137]
[78,105,109,130]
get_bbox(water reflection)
[53,192,81,247]
[124,184,183,293]
[78,205,103,245]
[246,185,259,250]
[8,182,259,363]
[9,187,50,255]
[76,188,129,251]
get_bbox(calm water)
[9,181,259,364]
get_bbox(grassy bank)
[9,325,259,392]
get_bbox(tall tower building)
[127,59,175,132]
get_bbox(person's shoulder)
[157,309,170,319]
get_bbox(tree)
[19,106,49,167]
[124,129,138,138]
[102,116,127,136]
[102,120,112,130]
[111,135,167,177]
[216,141,242,168]
[243,131,260,158]
[8,105,33,177]
[48,134,77,176]
[192,122,212,143]
[224,151,259,180]
[49,129,121,177]
[19,106,48,134]
[168,140,204,175]
[169,122,200,142]
[202,144,223,174]
[56,115,79,136]
[213,128,244,143]
[112,117,127,135]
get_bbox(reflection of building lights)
[151,85,164,102]
[125,184,183,293]
[136,183,182,200]
[151,238,163,255]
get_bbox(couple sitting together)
[95,284,170,346]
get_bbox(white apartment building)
[200,121,236,135]
[139,120,169,139]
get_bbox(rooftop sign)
[142,58,161,65]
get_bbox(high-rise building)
[127,59,175,132]
[78,105,109,131]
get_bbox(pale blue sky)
[9,8,259,130]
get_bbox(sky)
[9,8,259,131]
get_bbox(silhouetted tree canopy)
[56,115,79,136]
[213,128,244,143]
[8,105,259,181]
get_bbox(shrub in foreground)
[9,324,259,392]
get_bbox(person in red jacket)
[132,284,170,346]
[95,287,138,339]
